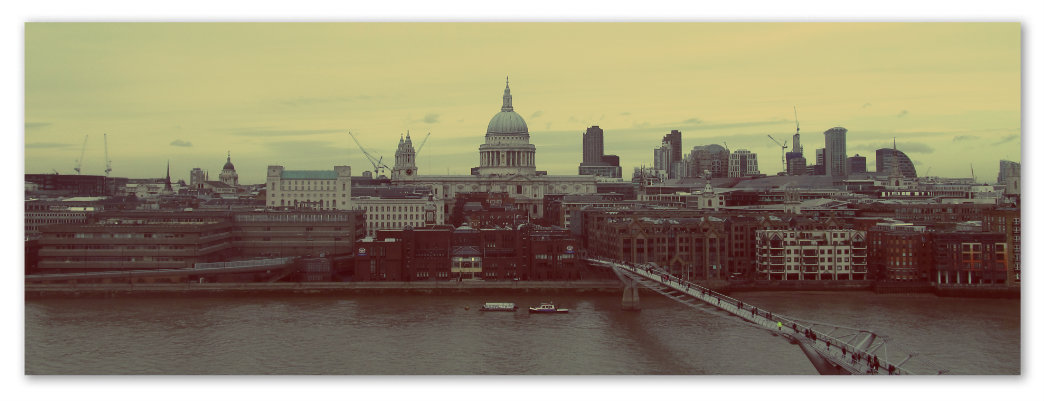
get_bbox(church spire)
[501,76,513,112]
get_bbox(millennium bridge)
[586,257,948,375]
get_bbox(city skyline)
[25,23,1020,183]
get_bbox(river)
[24,291,1019,375]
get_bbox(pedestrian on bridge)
[777,321,783,331]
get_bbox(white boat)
[480,302,518,312]
[528,302,569,313]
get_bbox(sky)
[25,23,1020,184]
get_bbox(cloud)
[170,139,193,147]
[26,122,52,130]
[25,142,71,149]
[851,141,934,154]
[545,122,552,130]
[896,110,909,118]
[530,110,543,118]
[619,112,631,116]
[230,128,343,137]
[992,135,1018,145]
[953,135,980,142]
[423,113,440,124]
[631,121,651,129]
[861,103,872,109]
[681,118,703,125]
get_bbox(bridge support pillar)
[621,277,641,311]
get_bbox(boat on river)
[480,302,518,312]
[528,302,569,313]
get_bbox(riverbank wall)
[26,280,1020,299]
[25,280,627,299]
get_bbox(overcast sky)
[24,23,1020,183]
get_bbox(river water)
[24,291,1019,375]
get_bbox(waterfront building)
[582,210,728,280]
[932,231,1007,286]
[875,148,917,178]
[728,149,760,177]
[36,216,236,273]
[265,165,352,210]
[232,210,366,263]
[25,173,111,197]
[982,208,1020,286]
[352,224,579,281]
[24,200,96,240]
[755,229,868,281]
[34,209,367,276]
[867,222,932,281]
[824,127,848,178]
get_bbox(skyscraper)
[579,125,621,178]
[728,150,760,177]
[582,126,604,165]
[875,148,917,178]
[662,130,682,179]
[823,127,848,178]
[997,160,1020,184]
[847,154,867,174]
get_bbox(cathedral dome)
[487,111,529,135]
[486,78,528,135]
[223,153,235,171]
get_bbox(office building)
[824,127,848,178]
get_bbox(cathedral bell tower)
[392,132,418,180]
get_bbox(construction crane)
[347,131,390,177]
[767,134,788,173]
[415,132,431,156]
[103,133,112,176]
[73,134,88,175]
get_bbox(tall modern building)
[476,77,537,176]
[848,154,867,174]
[689,144,730,178]
[663,130,682,179]
[582,126,604,165]
[997,160,1020,184]
[578,126,622,178]
[728,149,760,177]
[784,131,803,175]
[823,127,848,178]
[875,148,917,178]
[653,142,672,174]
